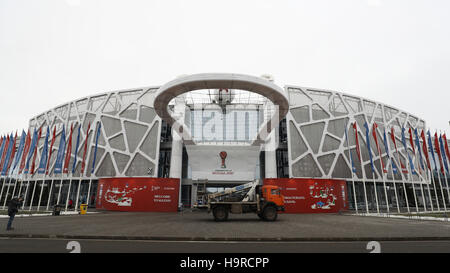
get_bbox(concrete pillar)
[265,129,278,179]
[169,101,185,207]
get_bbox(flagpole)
[355,123,369,214]
[21,174,30,210]
[412,129,427,212]
[439,131,450,207]
[345,122,358,214]
[433,131,447,212]
[420,130,434,212]
[424,148,434,211]
[46,177,54,211]
[374,124,389,215]
[403,128,419,213]
[387,155,400,213]
[393,131,410,213]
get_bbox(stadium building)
[0,73,449,214]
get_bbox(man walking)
[6,196,23,231]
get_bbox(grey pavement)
[0,210,450,241]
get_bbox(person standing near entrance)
[6,196,24,231]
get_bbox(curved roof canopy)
[154,73,290,145]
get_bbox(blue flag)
[401,127,417,175]
[344,124,356,173]
[37,127,50,174]
[24,129,38,174]
[427,130,438,172]
[72,125,81,174]
[1,133,14,175]
[414,128,425,171]
[364,122,376,173]
[54,126,66,174]
[91,123,102,174]
[383,129,398,174]
[0,136,6,169]
[439,134,449,173]
[12,130,26,172]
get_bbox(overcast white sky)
[0,0,449,135]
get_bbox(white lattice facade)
[28,87,162,179]
[286,86,428,184]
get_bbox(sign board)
[264,178,348,213]
[185,145,260,181]
[96,177,180,212]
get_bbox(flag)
[414,128,425,171]
[0,135,10,171]
[408,128,416,155]
[438,134,449,174]
[30,127,42,175]
[80,122,91,175]
[72,125,81,174]
[372,123,387,173]
[54,126,66,174]
[364,122,376,173]
[427,130,438,172]
[421,130,432,170]
[12,130,26,173]
[5,132,18,175]
[45,126,57,175]
[352,122,362,163]
[401,127,416,175]
[391,127,408,173]
[63,124,74,174]
[345,123,357,173]
[91,122,102,174]
[434,132,445,175]
[444,134,450,164]
[1,133,14,175]
[24,128,38,174]
[383,128,398,174]
[37,127,50,174]
[19,130,31,174]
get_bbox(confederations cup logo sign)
[219,151,227,169]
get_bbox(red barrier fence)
[264,178,348,213]
[96,177,180,212]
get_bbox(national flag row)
[0,121,102,177]
[344,121,450,177]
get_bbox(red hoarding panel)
[96,177,180,212]
[264,178,348,213]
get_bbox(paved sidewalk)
[0,210,449,241]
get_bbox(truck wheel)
[213,206,228,222]
[262,206,278,221]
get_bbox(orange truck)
[195,180,285,221]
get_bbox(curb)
[1,233,450,242]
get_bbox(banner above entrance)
[186,145,260,182]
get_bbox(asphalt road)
[1,238,449,253]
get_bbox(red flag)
[0,135,10,169]
[352,122,362,163]
[80,122,91,175]
[372,123,387,173]
[45,126,57,175]
[421,130,431,170]
[443,134,450,163]
[390,127,408,173]
[434,132,445,175]
[6,132,18,174]
[408,127,416,154]
[30,127,42,175]
[63,124,74,174]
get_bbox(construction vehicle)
[194,180,285,221]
